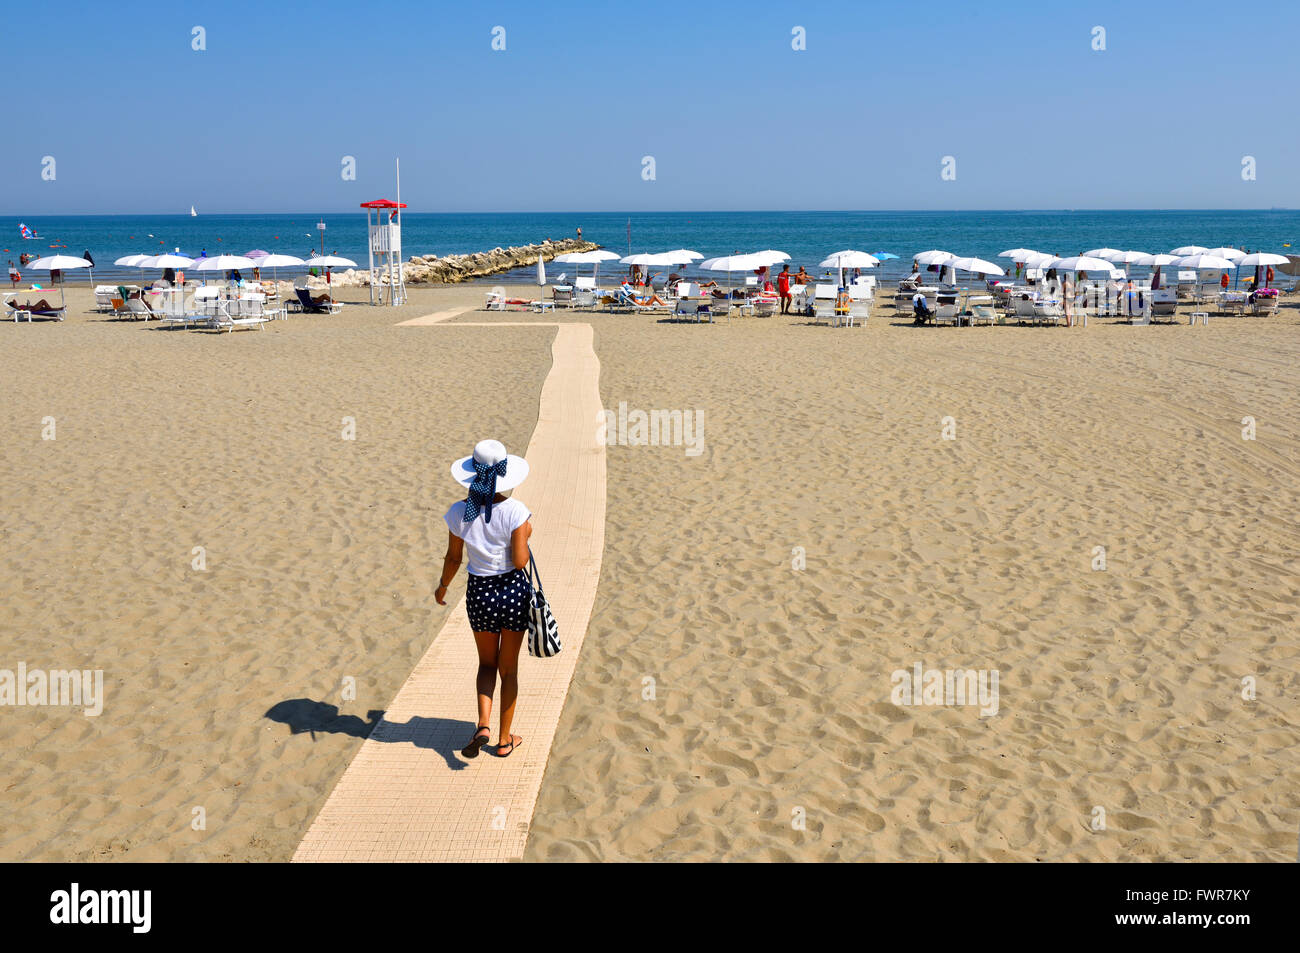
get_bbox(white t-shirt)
[443,497,531,576]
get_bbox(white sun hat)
[450,439,529,490]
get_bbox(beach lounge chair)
[552,287,574,309]
[295,287,342,314]
[1252,294,1279,316]
[970,305,997,326]
[934,303,961,326]
[1033,299,1064,325]
[93,285,118,312]
[484,290,506,311]
[811,284,838,325]
[752,295,778,318]
[1149,290,1178,320]
[124,296,156,321]
[572,287,598,309]
[5,294,66,322]
[207,295,268,332]
[849,290,872,324]
[1012,296,1036,325]
[674,297,716,323]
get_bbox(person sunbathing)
[10,297,59,313]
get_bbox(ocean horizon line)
[6,207,1295,219]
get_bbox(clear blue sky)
[6,0,1297,213]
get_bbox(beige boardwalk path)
[293,320,604,862]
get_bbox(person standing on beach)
[777,264,792,314]
[8,260,19,288]
[436,440,534,759]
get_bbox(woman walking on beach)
[435,440,533,759]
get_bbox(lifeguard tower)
[360,198,407,306]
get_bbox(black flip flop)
[461,726,490,758]
[496,735,523,758]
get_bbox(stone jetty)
[322,237,601,287]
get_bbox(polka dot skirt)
[465,568,531,634]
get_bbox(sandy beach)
[2,284,1297,861]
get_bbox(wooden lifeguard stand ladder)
[361,187,407,306]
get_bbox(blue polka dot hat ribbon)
[463,458,508,524]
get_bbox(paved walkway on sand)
[293,322,605,862]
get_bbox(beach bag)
[525,548,561,658]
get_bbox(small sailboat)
[190,205,197,217]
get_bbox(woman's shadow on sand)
[263,698,478,771]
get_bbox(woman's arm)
[510,520,533,570]
[434,532,465,605]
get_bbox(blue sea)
[8,210,1298,284]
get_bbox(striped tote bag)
[526,548,561,658]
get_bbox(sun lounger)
[93,285,118,312]
[970,305,997,326]
[552,287,574,309]
[124,296,156,320]
[811,284,838,325]
[752,295,778,318]
[934,303,961,326]
[207,296,268,332]
[1033,299,1064,325]
[5,294,66,322]
[295,287,342,314]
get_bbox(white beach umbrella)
[1237,251,1289,290]
[819,250,879,288]
[700,252,777,293]
[1236,252,1288,267]
[664,249,703,261]
[1101,250,1148,265]
[1170,245,1209,256]
[536,255,546,286]
[749,249,790,265]
[1133,253,1179,289]
[139,253,195,269]
[913,249,957,283]
[819,250,880,269]
[948,257,1004,276]
[254,254,305,268]
[303,255,357,268]
[1134,253,1178,267]
[192,254,258,272]
[700,253,762,272]
[114,254,150,267]
[553,250,622,265]
[1203,247,1246,261]
[251,254,305,289]
[1083,247,1124,259]
[1047,256,1113,273]
[998,248,1038,260]
[1172,254,1235,270]
[1099,250,1149,278]
[25,254,94,305]
[553,248,621,282]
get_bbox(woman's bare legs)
[495,630,525,754]
[472,631,500,735]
